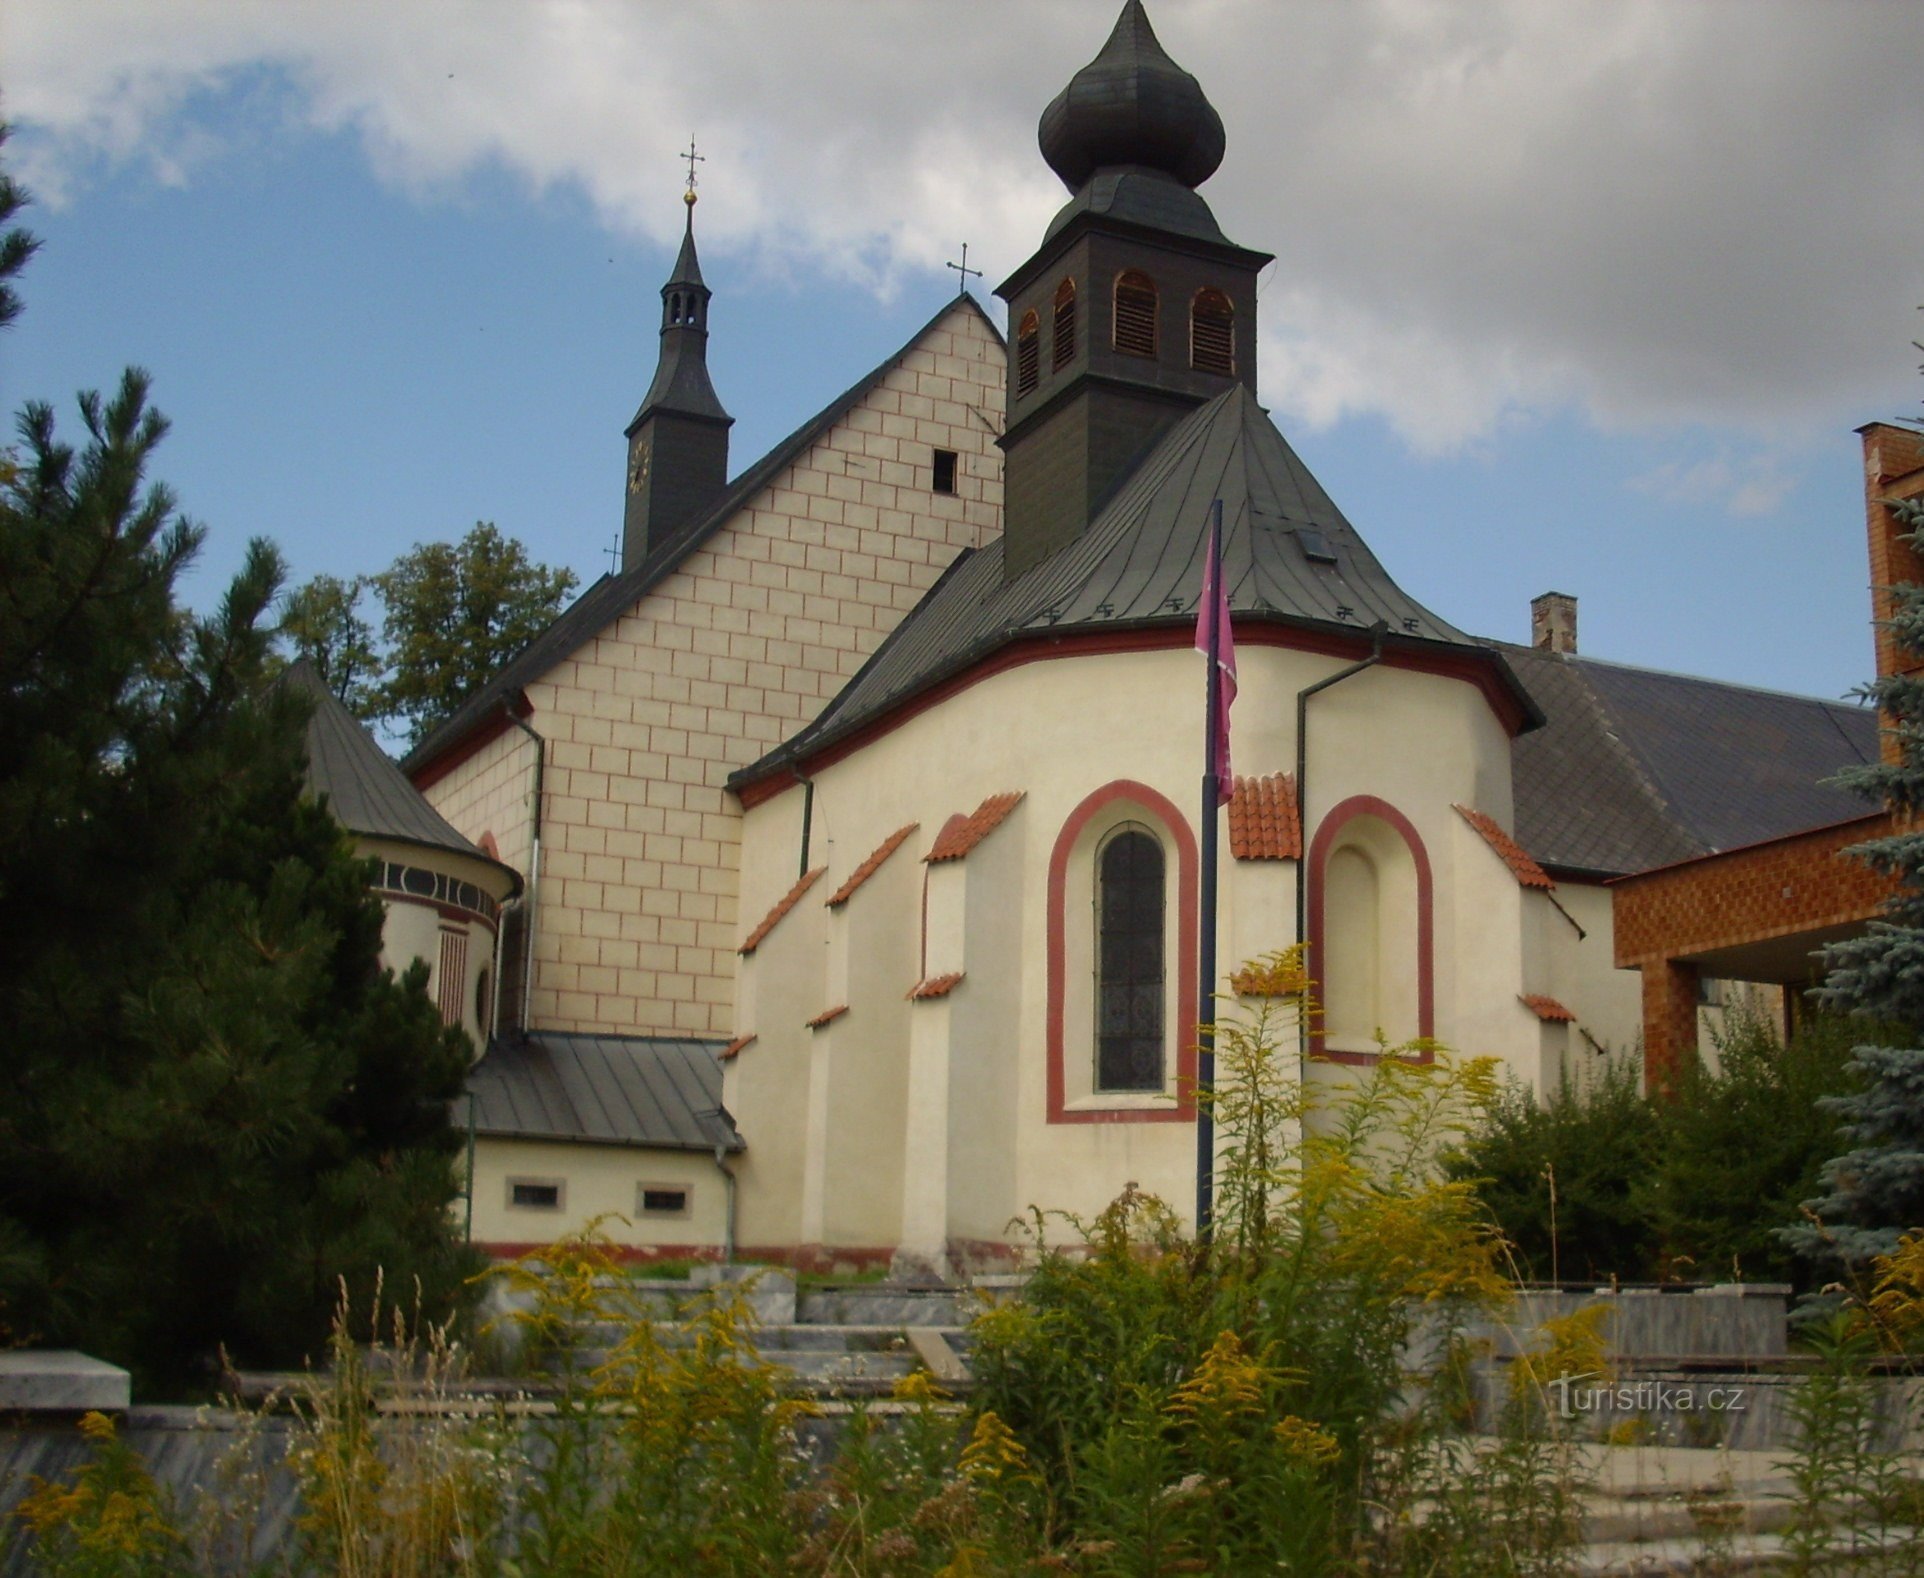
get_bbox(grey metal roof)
[402,292,1006,778]
[1501,641,1878,878]
[287,661,519,888]
[466,1032,744,1152]
[735,383,1535,787]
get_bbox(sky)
[6,0,1924,709]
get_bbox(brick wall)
[1863,423,1924,764]
[1613,814,1894,968]
[424,300,1004,1037]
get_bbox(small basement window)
[639,1185,690,1216]
[508,1178,564,1210]
[932,448,958,495]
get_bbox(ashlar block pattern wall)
[425,301,1005,1037]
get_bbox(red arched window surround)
[1304,794,1434,1065]
[1046,780,1198,1124]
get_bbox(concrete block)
[0,1350,132,1412]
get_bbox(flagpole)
[1196,498,1224,1246]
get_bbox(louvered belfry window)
[1096,828,1165,1092]
[1052,278,1078,371]
[1016,309,1040,396]
[1192,288,1235,375]
[1113,270,1158,358]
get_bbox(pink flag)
[1195,505,1237,803]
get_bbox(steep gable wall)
[424,300,1004,1036]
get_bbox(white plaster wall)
[1526,880,1645,1082]
[733,635,1520,1249]
[467,1137,729,1253]
[359,835,513,1051]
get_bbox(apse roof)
[467,1032,744,1152]
[403,293,1005,778]
[1500,641,1878,878]
[734,383,1535,788]
[287,661,518,887]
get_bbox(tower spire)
[622,161,733,571]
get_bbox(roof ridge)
[1491,640,1870,712]
[404,293,1003,775]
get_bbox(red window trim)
[1304,794,1434,1064]
[1046,780,1198,1124]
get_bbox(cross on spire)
[604,527,624,575]
[680,137,705,200]
[945,243,982,297]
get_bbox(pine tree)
[0,372,479,1389]
[1794,492,1924,1270]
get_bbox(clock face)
[627,442,651,495]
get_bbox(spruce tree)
[1794,492,1924,1270]
[0,372,479,1390]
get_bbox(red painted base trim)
[475,1240,726,1265]
[1304,794,1435,1065]
[1046,780,1199,1124]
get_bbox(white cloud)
[9,0,1923,450]
[1628,450,1798,519]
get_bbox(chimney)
[1531,591,1578,655]
[1859,422,1924,764]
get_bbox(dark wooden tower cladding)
[997,0,1272,580]
[623,194,733,570]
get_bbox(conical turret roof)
[285,660,521,890]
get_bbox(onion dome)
[1038,0,1226,193]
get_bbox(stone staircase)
[1570,1443,1921,1574]
[509,1266,980,1397]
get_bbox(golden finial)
[681,137,704,205]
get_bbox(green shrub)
[1445,1059,1662,1283]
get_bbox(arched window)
[1052,277,1078,371]
[1322,846,1380,1047]
[1307,797,1433,1061]
[1016,309,1041,397]
[1191,288,1234,375]
[1096,826,1165,1091]
[1113,270,1158,358]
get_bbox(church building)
[396,2,1877,1270]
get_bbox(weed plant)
[24,952,1923,1573]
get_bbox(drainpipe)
[1294,622,1388,1077]
[507,707,546,1035]
[712,1144,738,1264]
[796,769,815,878]
[463,1092,477,1244]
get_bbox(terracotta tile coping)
[825,823,920,907]
[719,1033,757,1060]
[1228,772,1300,860]
[805,1004,849,1030]
[738,866,826,954]
[1520,993,1576,1023]
[1455,804,1555,890]
[907,972,965,1001]
[926,791,1025,863]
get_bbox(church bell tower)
[997,1,1272,579]
[623,183,733,571]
